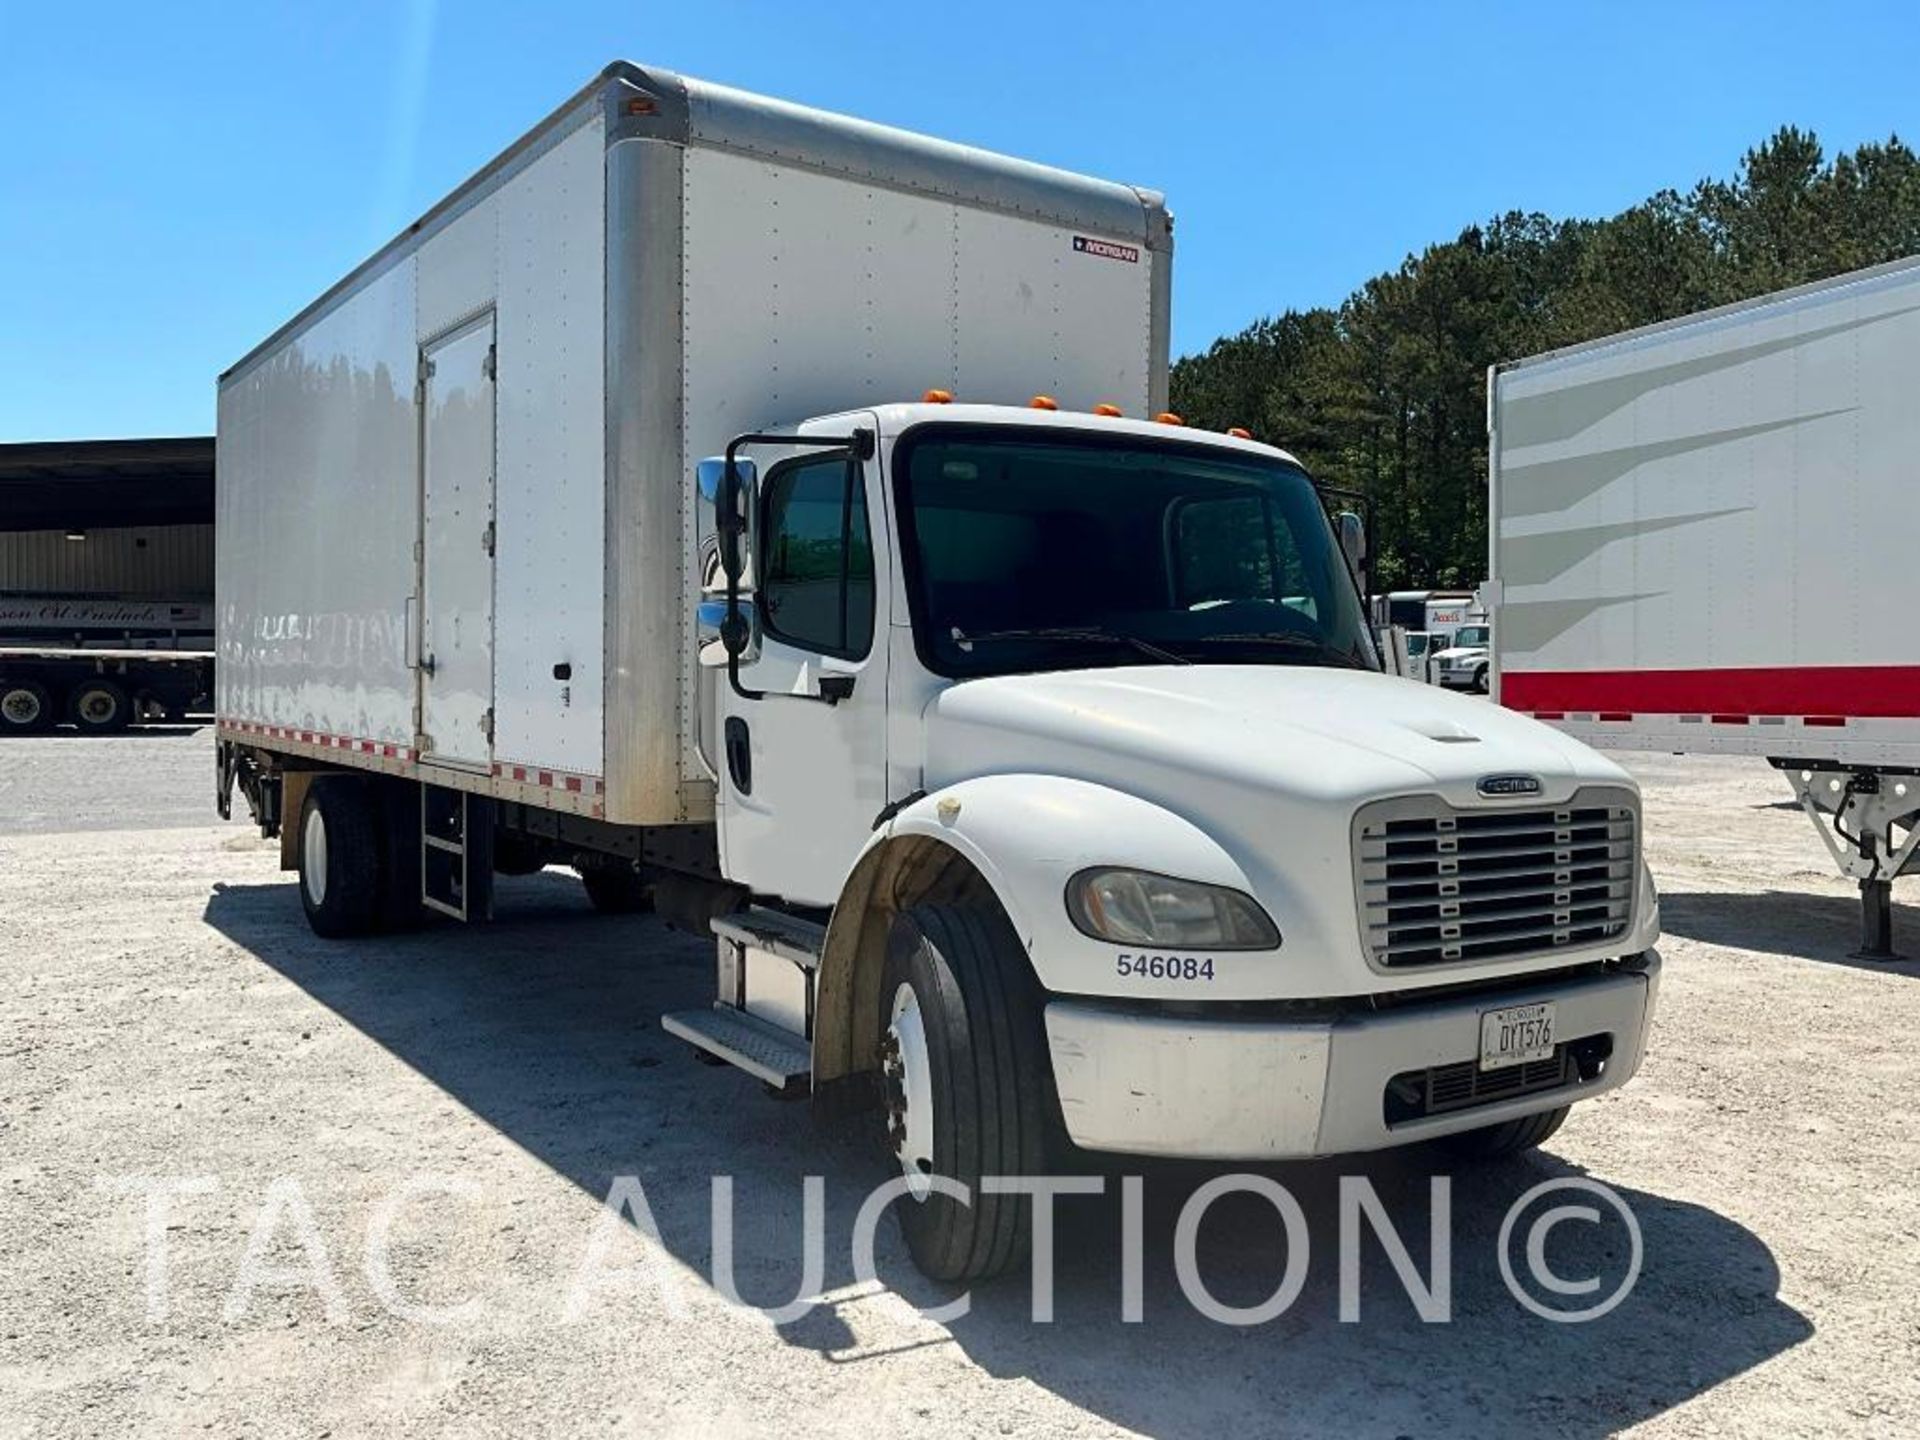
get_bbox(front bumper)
[1044,953,1660,1159]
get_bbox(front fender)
[856,773,1283,1001]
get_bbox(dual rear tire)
[0,678,131,734]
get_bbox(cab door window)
[758,454,874,658]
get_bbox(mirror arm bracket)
[720,429,875,705]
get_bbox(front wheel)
[1471,667,1490,695]
[1434,1104,1569,1161]
[878,902,1054,1282]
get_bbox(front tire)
[0,680,53,734]
[298,775,383,938]
[878,902,1053,1282]
[1471,667,1490,695]
[1434,1104,1569,1161]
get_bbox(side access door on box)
[416,314,498,770]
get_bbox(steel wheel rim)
[77,688,117,724]
[2,688,40,725]
[884,981,936,1201]
[302,806,329,907]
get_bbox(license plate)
[1479,1001,1557,1070]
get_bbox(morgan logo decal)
[1477,773,1544,798]
[1073,235,1140,264]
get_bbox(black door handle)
[724,717,751,794]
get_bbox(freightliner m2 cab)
[215,63,1660,1283]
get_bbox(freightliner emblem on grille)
[1477,773,1544,797]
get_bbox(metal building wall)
[0,524,215,597]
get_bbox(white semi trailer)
[218,62,1662,1281]
[1489,254,1920,958]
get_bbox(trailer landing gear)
[1855,877,1897,962]
[1776,761,1918,962]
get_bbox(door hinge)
[415,355,433,405]
[482,344,497,381]
[481,520,496,556]
[481,708,494,744]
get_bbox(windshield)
[1453,626,1490,648]
[892,427,1377,679]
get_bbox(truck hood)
[1434,646,1489,664]
[924,663,1626,808]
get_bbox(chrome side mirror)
[696,455,757,584]
[1336,510,1367,575]
[695,597,759,661]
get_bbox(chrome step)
[661,1005,811,1094]
[712,907,827,969]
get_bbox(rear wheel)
[0,680,53,734]
[1435,1104,1569,1161]
[298,775,383,937]
[878,901,1053,1282]
[69,678,131,733]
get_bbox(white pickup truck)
[215,62,1661,1282]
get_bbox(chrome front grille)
[1354,788,1637,968]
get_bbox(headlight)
[1066,868,1281,950]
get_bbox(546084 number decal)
[1116,954,1216,981]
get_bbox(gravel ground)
[1,729,1916,1438]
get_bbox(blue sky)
[3,1,1917,441]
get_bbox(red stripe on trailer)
[1532,711,1565,721]
[1504,666,1920,719]
[1597,712,1633,722]
[1711,714,1751,726]
[1804,716,1849,728]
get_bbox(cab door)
[716,428,889,905]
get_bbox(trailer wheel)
[580,864,653,914]
[1435,1104,1569,1161]
[877,901,1053,1282]
[68,678,131,733]
[298,775,384,938]
[1,680,53,734]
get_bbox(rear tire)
[581,864,653,914]
[68,678,131,733]
[0,680,53,734]
[1435,1104,1569,1161]
[878,901,1053,1282]
[298,775,383,938]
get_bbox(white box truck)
[1488,254,1920,957]
[218,62,1662,1280]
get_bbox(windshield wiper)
[950,625,1192,666]
[1180,632,1373,669]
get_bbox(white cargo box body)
[217,62,1170,823]
[1488,255,1920,766]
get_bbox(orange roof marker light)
[1154,411,1185,426]
[1227,426,1253,440]
[1028,395,1059,411]
[1092,403,1124,417]
[923,388,953,404]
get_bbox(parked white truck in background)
[1489,254,1920,958]
[1434,620,1492,693]
[217,62,1662,1281]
